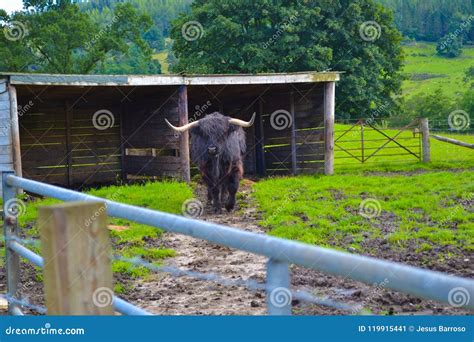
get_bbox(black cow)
[165,112,255,213]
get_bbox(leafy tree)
[0,0,158,74]
[464,66,474,88]
[377,0,473,42]
[403,89,454,127]
[436,34,463,58]
[80,0,193,51]
[458,89,474,117]
[170,0,404,119]
[97,45,161,74]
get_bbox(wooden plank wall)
[19,101,122,187]
[121,89,182,179]
[261,84,325,175]
[69,103,122,186]
[293,84,325,174]
[0,78,13,193]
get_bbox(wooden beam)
[39,201,114,315]
[420,118,431,162]
[290,91,297,175]
[119,105,127,182]
[8,85,22,179]
[65,101,73,186]
[324,82,335,175]
[255,98,266,176]
[178,85,191,183]
[431,134,474,149]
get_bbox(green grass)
[253,171,474,254]
[153,51,170,74]
[402,42,474,100]
[334,123,474,172]
[0,181,193,279]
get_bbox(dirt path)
[132,179,471,316]
[135,180,268,315]
[1,178,470,316]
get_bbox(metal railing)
[2,171,474,315]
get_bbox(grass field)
[254,171,473,251]
[402,42,474,100]
[334,123,474,172]
[153,51,170,74]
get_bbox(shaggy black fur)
[190,112,247,213]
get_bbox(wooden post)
[178,85,191,183]
[2,171,20,314]
[119,105,127,183]
[290,91,297,175]
[420,118,431,163]
[324,82,335,175]
[39,201,114,315]
[255,98,266,176]
[65,101,73,186]
[8,86,22,180]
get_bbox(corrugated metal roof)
[1,71,341,86]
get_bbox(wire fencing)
[2,172,474,315]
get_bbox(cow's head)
[165,112,255,159]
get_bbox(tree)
[377,0,473,42]
[403,89,454,128]
[436,34,463,58]
[170,0,404,119]
[0,0,159,74]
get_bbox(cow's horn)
[228,112,256,127]
[164,118,199,132]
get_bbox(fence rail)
[2,172,474,315]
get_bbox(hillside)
[402,42,474,100]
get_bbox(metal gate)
[335,119,421,163]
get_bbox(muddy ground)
[0,179,471,315]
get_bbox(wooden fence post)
[39,201,114,315]
[420,118,431,163]
[178,85,191,183]
[8,85,22,180]
[324,82,335,175]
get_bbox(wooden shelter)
[0,72,340,190]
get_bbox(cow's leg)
[225,162,243,212]
[200,164,215,207]
[207,188,212,205]
[211,184,221,213]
